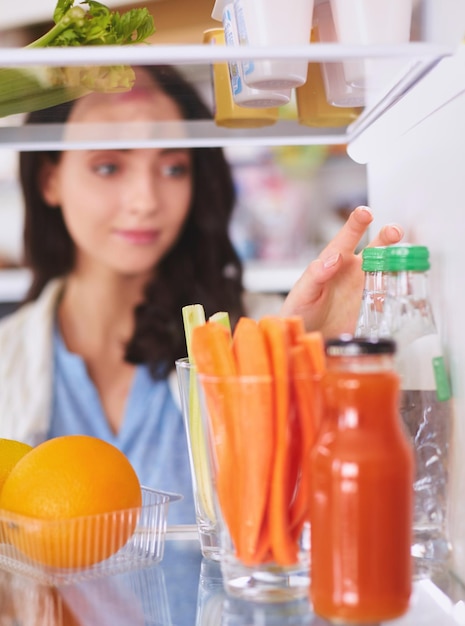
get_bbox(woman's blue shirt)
[48,324,195,525]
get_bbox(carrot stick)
[284,315,306,346]
[289,343,320,539]
[298,331,326,433]
[253,515,274,564]
[233,317,271,376]
[259,316,298,566]
[282,317,306,514]
[232,317,273,564]
[299,331,326,375]
[192,321,236,377]
[191,322,241,551]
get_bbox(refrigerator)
[1,0,465,603]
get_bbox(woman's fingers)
[320,205,403,255]
[366,222,404,248]
[280,206,405,337]
[283,206,375,316]
[319,205,374,260]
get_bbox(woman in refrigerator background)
[0,65,403,523]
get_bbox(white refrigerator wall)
[366,82,465,581]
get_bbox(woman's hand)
[280,206,403,338]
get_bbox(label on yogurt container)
[233,0,254,76]
[223,5,243,96]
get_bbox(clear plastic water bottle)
[355,246,389,338]
[383,244,453,576]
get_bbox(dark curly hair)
[19,65,245,378]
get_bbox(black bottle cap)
[325,334,396,356]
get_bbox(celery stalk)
[209,311,232,335]
[0,68,87,118]
[0,0,155,118]
[182,304,216,523]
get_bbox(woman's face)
[40,70,193,279]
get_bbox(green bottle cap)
[384,244,430,272]
[361,246,386,272]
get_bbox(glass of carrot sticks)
[191,313,325,602]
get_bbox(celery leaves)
[29,0,155,48]
[0,0,156,117]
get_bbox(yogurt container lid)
[211,0,229,21]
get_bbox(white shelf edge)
[0,42,455,151]
[0,42,452,68]
[0,119,348,151]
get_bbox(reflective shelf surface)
[2,528,465,626]
[0,42,457,151]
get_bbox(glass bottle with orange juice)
[310,335,414,623]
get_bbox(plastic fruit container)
[0,487,181,585]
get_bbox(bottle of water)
[355,246,389,338]
[383,244,452,577]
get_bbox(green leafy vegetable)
[0,0,156,118]
[29,0,155,48]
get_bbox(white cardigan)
[0,280,283,445]
[0,279,63,444]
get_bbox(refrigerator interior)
[1,0,465,593]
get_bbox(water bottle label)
[433,356,452,401]
[397,334,444,392]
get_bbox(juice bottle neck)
[326,353,395,373]
[323,355,400,431]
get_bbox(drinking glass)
[195,559,224,626]
[197,372,320,602]
[175,358,221,561]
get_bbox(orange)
[0,438,33,545]
[0,435,142,569]
[0,438,33,493]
